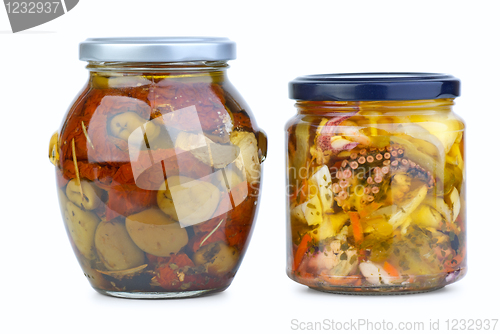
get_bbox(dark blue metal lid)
[289,73,460,101]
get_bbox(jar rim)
[289,72,460,101]
[79,37,236,62]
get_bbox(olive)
[194,241,239,277]
[95,220,145,271]
[125,208,188,257]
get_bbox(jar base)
[289,267,466,295]
[308,285,444,296]
[94,286,229,299]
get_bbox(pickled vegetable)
[287,100,466,293]
[53,68,265,295]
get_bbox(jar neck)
[86,60,229,77]
[295,99,455,115]
[86,61,229,85]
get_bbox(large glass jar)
[286,73,465,294]
[48,37,267,298]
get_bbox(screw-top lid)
[79,37,236,62]
[289,73,460,101]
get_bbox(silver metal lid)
[79,37,236,62]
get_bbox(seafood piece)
[363,215,394,238]
[390,136,442,185]
[314,211,349,240]
[359,261,395,285]
[175,132,239,169]
[410,116,461,153]
[230,131,260,184]
[312,116,359,164]
[64,202,100,260]
[66,179,103,210]
[388,186,428,228]
[157,176,221,226]
[303,227,358,277]
[309,165,334,210]
[95,220,145,271]
[340,121,372,146]
[194,241,239,277]
[390,174,412,202]
[446,144,464,171]
[395,124,445,159]
[424,196,453,223]
[389,225,443,276]
[291,165,334,227]
[332,145,435,211]
[291,194,322,226]
[447,187,461,222]
[289,121,310,184]
[410,205,443,228]
[125,208,189,257]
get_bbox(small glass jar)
[48,37,267,298]
[286,73,466,294]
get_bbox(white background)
[1,1,499,333]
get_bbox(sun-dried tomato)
[189,228,226,253]
[146,253,170,265]
[224,182,259,250]
[149,81,231,132]
[111,148,213,190]
[232,110,257,132]
[155,253,195,289]
[61,160,118,188]
[105,184,157,221]
[86,95,152,165]
[193,181,259,251]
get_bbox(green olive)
[95,220,145,271]
[193,242,239,277]
[157,176,220,226]
[64,201,100,260]
[125,208,188,257]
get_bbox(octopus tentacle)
[331,145,435,209]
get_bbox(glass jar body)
[285,99,466,294]
[49,62,266,298]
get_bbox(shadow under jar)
[48,37,267,299]
[286,73,466,294]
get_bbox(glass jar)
[286,73,465,294]
[48,37,267,299]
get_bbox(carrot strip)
[383,261,400,277]
[359,202,382,219]
[293,233,312,271]
[349,212,364,245]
